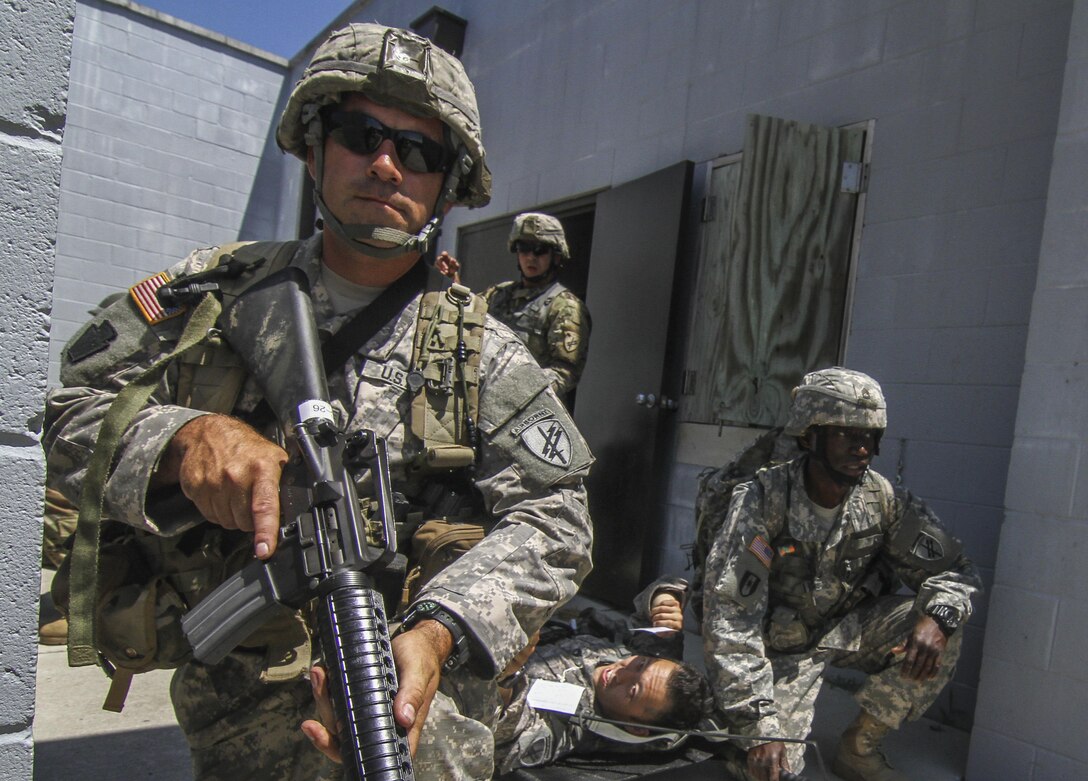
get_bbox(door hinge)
[841,161,869,194]
[681,369,697,396]
[700,196,718,223]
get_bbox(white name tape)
[298,399,335,423]
[526,679,586,715]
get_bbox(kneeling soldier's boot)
[832,710,908,781]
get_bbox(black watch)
[401,599,471,672]
[925,604,962,637]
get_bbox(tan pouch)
[399,519,486,612]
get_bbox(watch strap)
[402,600,471,672]
[925,604,961,637]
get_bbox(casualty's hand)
[301,665,341,763]
[649,591,684,632]
[435,251,461,283]
[391,620,454,755]
[747,740,790,781]
[893,615,948,681]
[499,630,539,681]
[151,414,287,559]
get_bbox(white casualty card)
[526,679,585,715]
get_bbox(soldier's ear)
[798,430,815,452]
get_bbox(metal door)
[574,161,693,605]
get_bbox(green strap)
[67,293,222,668]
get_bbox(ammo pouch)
[399,519,487,612]
[765,605,812,653]
[53,527,194,674]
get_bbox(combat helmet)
[277,23,491,258]
[784,367,887,437]
[508,212,571,262]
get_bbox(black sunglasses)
[325,109,453,174]
[513,241,552,257]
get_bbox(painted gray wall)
[0,0,74,775]
[359,0,1069,730]
[967,2,1088,777]
[49,0,290,385]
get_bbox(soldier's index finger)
[250,469,282,559]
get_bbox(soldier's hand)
[649,591,684,632]
[893,615,947,681]
[152,414,287,559]
[392,620,453,755]
[748,740,790,781]
[301,665,341,763]
[435,251,461,283]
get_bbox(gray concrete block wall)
[49,0,288,385]
[0,0,74,774]
[966,1,1088,775]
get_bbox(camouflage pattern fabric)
[494,578,689,774]
[484,279,591,397]
[42,487,79,570]
[43,234,595,780]
[702,457,980,767]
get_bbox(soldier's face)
[309,94,447,245]
[516,245,554,280]
[816,425,875,481]
[592,655,677,728]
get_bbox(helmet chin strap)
[307,109,471,261]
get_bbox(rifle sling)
[68,293,223,670]
[320,260,428,372]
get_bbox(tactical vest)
[761,467,893,651]
[490,280,568,363]
[60,240,486,709]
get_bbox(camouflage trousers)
[171,649,502,781]
[741,595,962,776]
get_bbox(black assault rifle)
[180,267,413,780]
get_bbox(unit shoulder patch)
[517,414,572,468]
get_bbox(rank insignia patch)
[748,534,774,569]
[519,417,571,467]
[130,272,183,324]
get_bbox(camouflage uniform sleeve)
[702,478,782,743]
[542,291,590,396]
[631,576,689,623]
[42,248,220,535]
[881,483,982,621]
[416,330,594,676]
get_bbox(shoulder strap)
[67,294,223,671]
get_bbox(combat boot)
[39,615,68,646]
[832,710,908,781]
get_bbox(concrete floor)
[32,576,971,781]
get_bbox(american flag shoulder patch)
[130,272,183,324]
[748,534,774,569]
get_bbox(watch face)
[415,600,439,614]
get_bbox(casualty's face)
[592,655,677,726]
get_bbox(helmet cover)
[277,23,490,207]
[784,367,887,436]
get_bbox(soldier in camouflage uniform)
[701,368,981,781]
[43,23,593,781]
[491,577,711,773]
[482,213,591,398]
